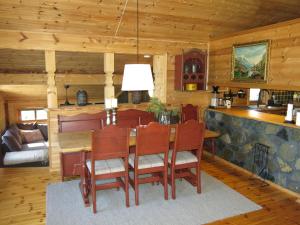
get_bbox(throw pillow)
[20,129,44,143]
[17,122,38,130]
[37,124,48,141]
[2,135,22,151]
[8,124,22,144]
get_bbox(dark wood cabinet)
[60,152,82,180]
[175,50,207,91]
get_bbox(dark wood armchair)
[116,109,155,128]
[86,125,130,213]
[129,122,170,205]
[169,120,205,199]
[181,104,199,123]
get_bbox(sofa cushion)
[17,122,38,130]
[20,129,44,143]
[21,141,48,151]
[8,124,22,144]
[3,149,48,166]
[2,134,22,151]
[37,124,48,141]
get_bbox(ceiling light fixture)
[121,0,154,104]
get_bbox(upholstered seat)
[86,158,125,175]
[129,153,164,169]
[160,150,198,165]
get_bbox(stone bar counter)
[205,108,300,194]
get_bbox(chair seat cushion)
[129,154,164,169]
[86,158,125,175]
[160,150,198,165]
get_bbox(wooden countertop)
[208,108,300,129]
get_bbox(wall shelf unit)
[175,49,207,91]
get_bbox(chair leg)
[164,167,168,200]
[211,139,216,158]
[116,178,120,191]
[171,168,176,200]
[92,179,97,213]
[125,174,130,208]
[196,163,201,194]
[134,172,139,205]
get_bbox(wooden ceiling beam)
[0,29,206,53]
[0,73,122,85]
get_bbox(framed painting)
[231,40,270,82]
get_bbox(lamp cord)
[137,0,139,64]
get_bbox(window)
[20,109,47,121]
[249,88,260,101]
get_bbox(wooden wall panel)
[209,19,300,90]
[0,95,6,132]
[0,49,45,73]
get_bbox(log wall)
[0,95,5,132]
[209,19,300,90]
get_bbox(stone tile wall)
[205,109,300,194]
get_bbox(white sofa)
[3,141,48,166]
[1,124,48,167]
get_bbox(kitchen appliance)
[210,86,220,108]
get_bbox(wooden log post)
[104,53,115,99]
[45,50,58,108]
[153,53,168,103]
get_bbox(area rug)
[46,172,261,225]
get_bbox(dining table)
[58,127,220,206]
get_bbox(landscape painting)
[231,41,269,82]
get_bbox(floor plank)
[0,155,299,225]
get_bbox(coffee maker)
[210,86,220,108]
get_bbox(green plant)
[146,97,166,118]
[170,107,179,116]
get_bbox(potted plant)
[146,97,166,120]
[170,107,180,124]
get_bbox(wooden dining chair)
[181,104,199,123]
[168,119,205,199]
[85,125,130,213]
[129,122,170,205]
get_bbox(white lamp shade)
[121,64,154,91]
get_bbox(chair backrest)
[58,112,106,132]
[174,120,205,153]
[139,112,155,126]
[117,109,155,128]
[181,104,198,123]
[91,125,130,161]
[136,122,170,156]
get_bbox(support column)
[104,53,115,99]
[153,53,168,103]
[45,50,58,108]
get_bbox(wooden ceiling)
[1,0,300,42]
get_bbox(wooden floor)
[0,155,299,225]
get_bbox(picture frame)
[231,40,270,82]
